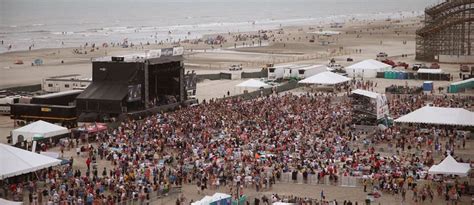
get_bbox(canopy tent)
[11,120,69,144]
[191,193,231,205]
[236,79,270,89]
[298,71,350,85]
[0,198,24,205]
[351,89,380,99]
[394,106,474,126]
[0,143,61,180]
[346,59,392,78]
[428,155,471,177]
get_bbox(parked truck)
[267,64,293,81]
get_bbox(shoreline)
[0,10,423,54]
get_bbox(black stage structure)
[76,47,196,121]
[10,47,197,124]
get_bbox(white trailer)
[268,64,293,81]
[296,64,328,79]
[283,66,301,80]
[42,74,91,92]
[0,96,19,115]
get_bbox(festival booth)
[346,59,392,78]
[394,106,474,127]
[350,89,390,125]
[11,120,70,144]
[236,79,271,94]
[0,143,61,180]
[191,193,232,205]
[429,155,471,177]
[298,71,350,92]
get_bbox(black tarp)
[76,82,128,101]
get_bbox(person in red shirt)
[86,158,91,170]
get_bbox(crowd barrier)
[241,71,268,79]
[278,172,360,188]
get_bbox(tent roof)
[76,82,128,101]
[236,79,270,88]
[0,198,23,205]
[298,71,350,85]
[451,78,474,86]
[346,59,391,70]
[212,193,231,199]
[428,155,471,176]
[394,106,474,126]
[13,120,68,135]
[273,203,295,205]
[0,143,61,180]
[417,69,443,74]
[351,89,380,99]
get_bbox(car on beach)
[412,63,426,71]
[430,63,440,69]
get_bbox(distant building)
[42,74,91,92]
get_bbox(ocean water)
[0,0,439,53]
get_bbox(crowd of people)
[1,91,472,205]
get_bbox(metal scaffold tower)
[416,0,474,62]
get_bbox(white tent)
[0,198,24,205]
[191,193,232,205]
[346,59,392,78]
[428,155,471,177]
[0,143,62,180]
[191,195,214,205]
[298,71,350,85]
[11,120,69,144]
[351,89,380,99]
[273,203,295,205]
[236,79,270,89]
[394,106,474,126]
[191,193,231,205]
[211,193,232,200]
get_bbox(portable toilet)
[402,72,408,79]
[423,81,433,92]
[389,71,396,79]
[397,72,404,79]
[384,71,389,79]
[449,84,458,93]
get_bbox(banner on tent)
[376,94,389,119]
